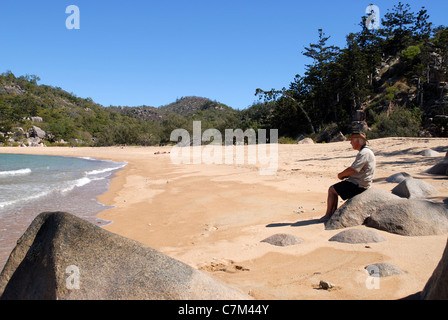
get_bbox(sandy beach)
[1,137,448,300]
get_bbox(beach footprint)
[200,224,219,237]
[198,258,250,274]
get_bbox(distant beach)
[1,138,448,299]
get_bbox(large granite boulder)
[386,172,412,183]
[366,199,448,236]
[405,236,448,300]
[426,154,448,176]
[0,212,249,300]
[325,189,448,236]
[391,177,437,199]
[419,236,448,300]
[28,126,46,139]
[325,189,398,230]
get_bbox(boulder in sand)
[386,172,412,183]
[297,137,314,145]
[329,229,386,244]
[420,149,441,157]
[426,158,448,176]
[261,233,302,247]
[365,199,448,236]
[0,212,249,300]
[325,188,448,236]
[365,263,404,277]
[391,177,437,199]
[325,189,398,230]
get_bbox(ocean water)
[0,153,126,269]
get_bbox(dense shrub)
[368,106,422,138]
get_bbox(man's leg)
[320,186,339,221]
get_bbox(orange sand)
[2,137,448,299]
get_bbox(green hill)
[1,2,447,147]
[0,73,243,146]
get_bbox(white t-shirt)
[348,145,376,189]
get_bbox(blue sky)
[1,1,447,110]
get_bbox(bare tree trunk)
[284,93,315,134]
[255,88,316,134]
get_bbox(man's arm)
[338,167,356,180]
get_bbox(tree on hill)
[1,2,447,146]
[254,2,444,140]
[0,75,247,146]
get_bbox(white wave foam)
[59,177,92,194]
[86,164,126,176]
[0,176,97,210]
[75,177,92,188]
[0,160,126,212]
[0,200,16,208]
[78,157,96,161]
[0,168,32,176]
[78,157,119,164]
[0,189,52,209]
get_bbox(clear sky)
[1,1,447,110]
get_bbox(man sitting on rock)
[320,132,376,222]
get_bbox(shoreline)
[0,150,128,269]
[1,138,448,299]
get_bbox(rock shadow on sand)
[266,219,322,228]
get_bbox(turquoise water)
[0,154,125,217]
[0,153,126,269]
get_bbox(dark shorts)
[333,181,367,201]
